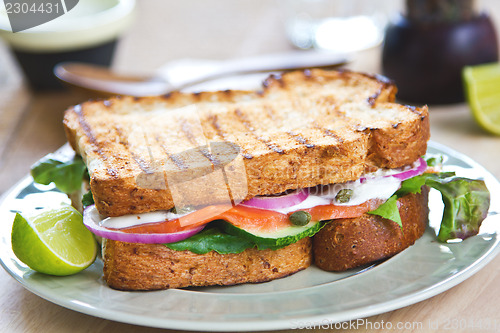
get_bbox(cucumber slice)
[165,220,326,254]
[218,220,326,250]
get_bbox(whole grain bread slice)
[313,187,429,271]
[103,236,312,290]
[63,69,429,217]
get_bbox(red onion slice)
[390,157,427,181]
[240,189,309,210]
[83,205,204,244]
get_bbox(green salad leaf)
[396,172,455,197]
[368,195,402,228]
[82,190,95,208]
[427,177,490,242]
[368,172,490,243]
[165,226,254,254]
[31,155,86,194]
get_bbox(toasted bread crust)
[313,187,429,271]
[64,69,429,217]
[103,237,312,291]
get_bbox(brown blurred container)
[382,0,499,104]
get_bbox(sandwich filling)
[31,153,491,254]
[100,173,402,232]
[88,158,423,232]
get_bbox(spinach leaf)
[165,227,255,254]
[31,154,87,194]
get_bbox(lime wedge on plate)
[463,62,500,135]
[11,206,97,276]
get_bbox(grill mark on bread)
[264,105,277,121]
[406,105,427,120]
[114,125,154,173]
[154,135,188,170]
[209,114,254,159]
[180,119,220,167]
[319,101,346,119]
[180,119,198,145]
[73,105,120,177]
[367,76,393,107]
[368,91,382,107]
[241,153,254,159]
[73,105,98,147]
[339,69,394,87]
[313,123,344,143]
[167,152,188,170]
[234,108,285,154]
[208,114,227,140]
[373,73,393,85]
[287,131,315,148]
[262,74,285,89]
[334,69,394,107]
[132,156,153,172]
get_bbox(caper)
[289,211,312,226]
[335,189,354,203]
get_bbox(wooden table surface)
[1,1,500,332]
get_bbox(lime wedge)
[463,63,500,135]
[11,206,97,276]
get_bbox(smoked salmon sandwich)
[34,69,488,290]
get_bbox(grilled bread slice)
[313,187,429,271]
[64,69,429,217]
[103,236,312,291]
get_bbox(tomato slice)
[119,200,382,234]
